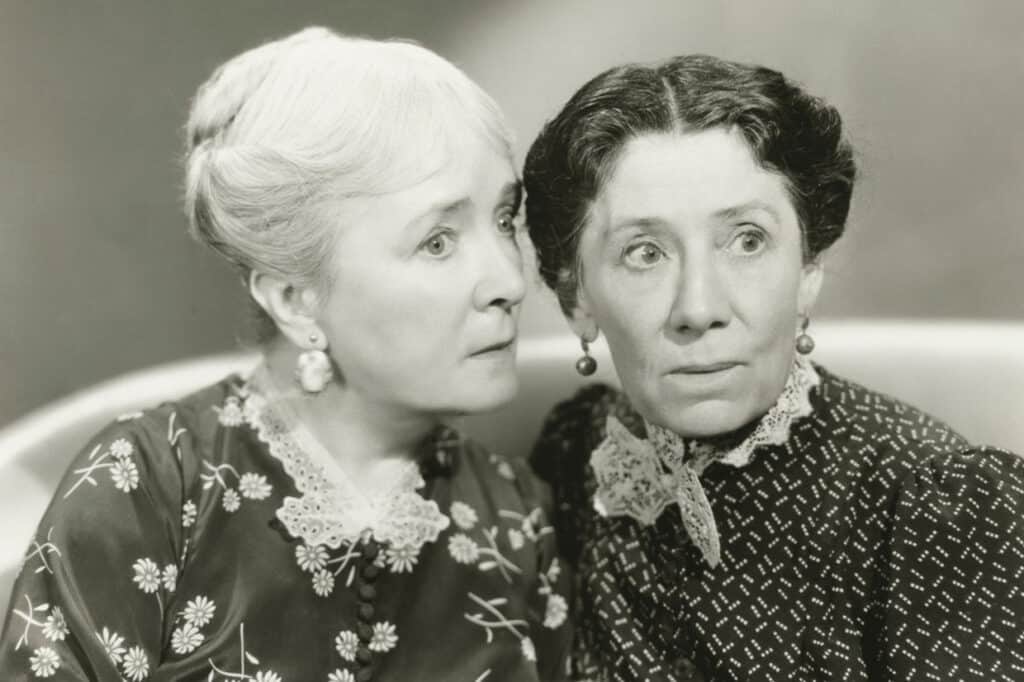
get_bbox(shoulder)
[811,365,971,479]
[56,375,245,500]
[530,383,638,485]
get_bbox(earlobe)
[248,270,322,348]
[798,260,825,314]
[565,290,599,343]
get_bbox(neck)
[261,340,439,478]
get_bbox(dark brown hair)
[523,54,857,313]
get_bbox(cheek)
[734,258,803,351]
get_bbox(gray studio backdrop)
[2,0,1022,426]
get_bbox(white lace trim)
[591,356,820,567]
[241,368,450,551]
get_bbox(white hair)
[183,26,513,298]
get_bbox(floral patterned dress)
[532,362,1024,681]
[0,368,571,681]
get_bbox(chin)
[648,397,756,440]
[446,375,519,415]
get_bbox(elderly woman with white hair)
[0,28,569,681]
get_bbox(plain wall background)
[2,0,1022,427]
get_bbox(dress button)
[358,603,375,621]
[356,668,373,682]
[358,584,377,601]
[362,563,381,581]
[362,541,379,561]
[356,647,372,664]
[357,624,373,642]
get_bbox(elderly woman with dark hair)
[525,55,1024,681]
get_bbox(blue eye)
[421,230,455,257]
[730,229,766,256]
[622,242,665,269]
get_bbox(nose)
[667,250,731,336]
[472,231,526,313]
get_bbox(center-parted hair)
[183,27,513,338]
[523,54,857,313]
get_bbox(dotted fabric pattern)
[531,366,1024,681]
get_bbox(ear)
[797,259,824,316]
[563,273,600,343]
[248,270,325,349]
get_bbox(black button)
[361,564,381,581]
[357,624,373,641]
[356,647,373,664]
[356,668,373,681]
[358,584,377,601]
[362,541,379,561]
[358,603,374,621]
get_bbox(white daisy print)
[369,622,398,653]
[110,458,140,493]
[328,670,355,682]
[312,569,335,597]
[239,472,272,500]
[97,627,127,664]
[132,558,161,593]
[497,461,516,480]
[254,671,282,682]
[221,488,241,512]
[334,630,359,661]
[123,646,149,680]
[295,544,329,573]
[546,558,561,583]
[42,607,68,642]
[385,545,417,573]
[447,534,480,564]
[181,500,197,528]
[182,595,216,627]
[521,636,536,662]
[507,528,525,550]
[162,564,178,592]
[449,501,478,530]
[109,438,135,459]
[171,622,204,655]
[216,398,244,427]
[544,593,568,629]
[29,646,60,677]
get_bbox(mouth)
[671,361,742,375]
[470,338,516,356]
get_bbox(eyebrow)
[406,180,523,231]
[713,200,781,223]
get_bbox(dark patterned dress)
[0,370,571,681]
[531,365,1024,681]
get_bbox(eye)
[729,228,767,256]
[622,241,666,269]
[420,229,455,258]
[496,211,517,237]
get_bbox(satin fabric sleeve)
[0,412,189,681]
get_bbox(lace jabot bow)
[590,356,820,568]
[242,368,451,552]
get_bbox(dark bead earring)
[575,338,597,376]
[795,317,815,355]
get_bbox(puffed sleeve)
[0,411,189,681]
[870,446,1024,680]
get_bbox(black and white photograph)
[1,2,1022,680]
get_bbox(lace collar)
[239,367,452,551]
[590,355,820,567]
